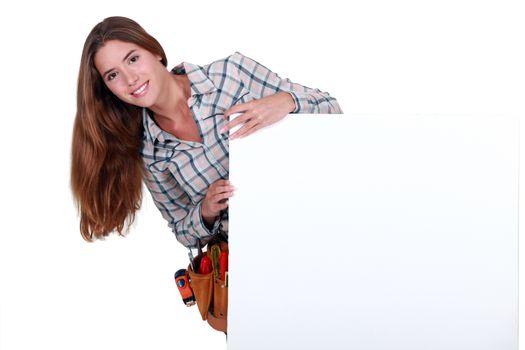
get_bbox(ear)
[156,54,162,61]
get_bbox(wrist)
[282,92,296,113]
[202,215,215,230]
[201,207,215,222]
[201,208,216,230]
[202,214,215,224]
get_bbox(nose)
[122,69,139,86]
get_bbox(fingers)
[210,180,235,191]
[222,94,285,140]
[237,124,260,139]
[202,180,236,218]
[221,111,254,134]
[230,114,264,140]
[213,191,233,206]
[206,191,233,214]
[210,186,235,202]
[224,102,252,119]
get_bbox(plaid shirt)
[141,52,342,248]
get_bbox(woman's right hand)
[201,179,235,225]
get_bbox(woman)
[71,16,342,248]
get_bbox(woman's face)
[94,40,166,108]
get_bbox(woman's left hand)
[221,92,296,140]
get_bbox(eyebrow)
[102,49,137,78]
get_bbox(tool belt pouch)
[187,240,228,332]
[212,276,228,319]
[187,266,213,321]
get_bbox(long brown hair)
[71,16,167,241]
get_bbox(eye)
[107,72,118,81]
[129,55,139,64]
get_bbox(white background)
[0,0,523,349]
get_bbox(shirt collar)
[142,108,165,144]
[171,61,217,97]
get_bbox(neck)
[149,72,190,122]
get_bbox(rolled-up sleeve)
[228,51,343,114]
[143,164,220,248]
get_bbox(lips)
[131,81,149,97]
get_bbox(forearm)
[281,92,297,114]
[230,52,343,114]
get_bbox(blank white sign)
[228,115,518,350]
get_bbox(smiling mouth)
[131,81,149,97]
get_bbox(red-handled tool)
[199,255,213,274]
[219,251,228,280]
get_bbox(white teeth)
[133,82,147,95]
